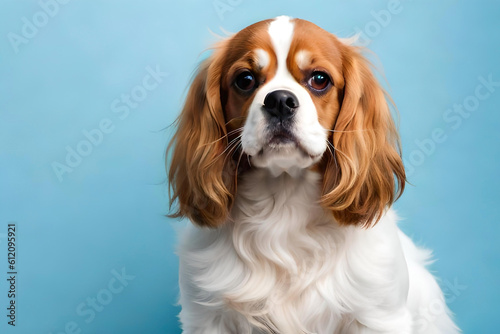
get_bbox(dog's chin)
[249,142,323,178]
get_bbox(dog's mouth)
[261,128,318,160]
[268,128,296,146]
[239,123,325,175]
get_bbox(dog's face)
[168,16,405,227]
[223,16,342,176]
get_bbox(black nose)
[262,90,299,120]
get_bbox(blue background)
[1,0,499,333]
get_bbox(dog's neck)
[228,169,342,272]
[234,168,324,224]
[216,169,348,330]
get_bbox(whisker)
[326,141,354,167]
[205,135,242,168]
[225,116,246,127]
[200,127,243,147]
[326,141,339,171]
[226,127,244,136]
[235,144,245,172]
[326,141,346,159]
[223,142,242,166]
[325,129,371,133]
[219,135,242,156]
[325,142,334,157]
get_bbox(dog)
[167,16,460,334]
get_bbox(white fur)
[178,170,460,333]
[255,48,270,70]
[295,50,311,71]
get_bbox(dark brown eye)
[307,71,330,92]
[234,70,256,92]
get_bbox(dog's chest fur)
[179,170,408,333]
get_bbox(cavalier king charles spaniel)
[167,16,460,334]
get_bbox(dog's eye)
[307,71,331,92]
[234,70,256,92]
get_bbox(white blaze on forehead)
[254,48,270,69]
[295,50,311,70]
[268,16,294,75]
[241,15,327,174]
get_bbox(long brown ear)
[167,42,235,227]
[321,42,406,227]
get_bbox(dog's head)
[168,16,405,228]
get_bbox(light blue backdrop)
[1,0,499,333]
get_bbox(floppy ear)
[167,42,235,228]
[320,43,406,227]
